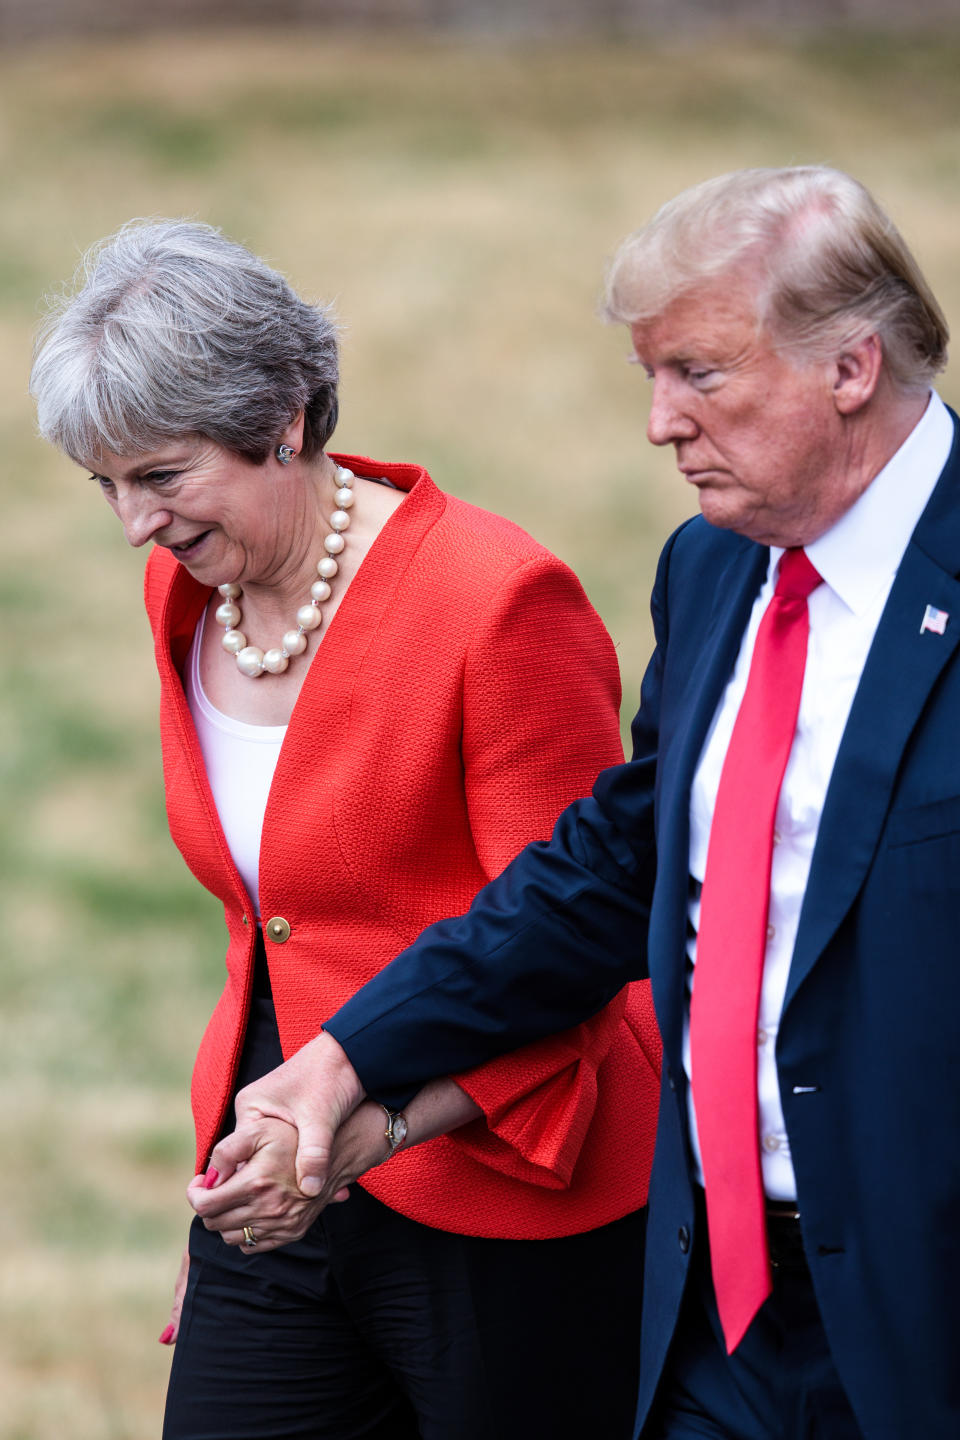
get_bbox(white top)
[684,390,954,1200]
[185,607,286,918]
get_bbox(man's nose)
[113,484,172,548]
[646,375,698,448]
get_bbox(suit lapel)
[786,419,960,1008]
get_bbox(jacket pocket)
[885,793,960,848]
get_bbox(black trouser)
[164,935,646,1438]
[163,1188,646,1440]
[646,1189,863,1439]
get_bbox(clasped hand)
[188,1028,376,1253]
[163,1038,478,1342]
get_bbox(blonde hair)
[603,166,948,391]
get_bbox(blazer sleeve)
[324,525,677,1115]
[447,554,628,1185]
[459,552,623,876]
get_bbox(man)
[207,168,958,1436]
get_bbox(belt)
[693,1187,807,1271]
[766,1201,805,1270]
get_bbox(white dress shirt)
[684,390,953,1200]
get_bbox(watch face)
[392,1114,408,1148]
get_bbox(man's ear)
[832,332,883,415]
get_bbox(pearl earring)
[276,443,296,465]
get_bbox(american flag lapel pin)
[920,604,949,636]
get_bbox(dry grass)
[2,26,959,1436]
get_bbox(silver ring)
[242,1224,258,1247]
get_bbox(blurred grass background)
[2,24,960,1437]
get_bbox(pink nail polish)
[202,1168,219,1190]
[158,1324,175,1345]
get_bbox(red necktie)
[690,547,823,1353]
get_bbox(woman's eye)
[90,473,114,492]
[144,470,179,485]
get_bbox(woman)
[31,220,661,1440]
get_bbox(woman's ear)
[275,411,306,460]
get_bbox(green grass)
[1,25,959,1437]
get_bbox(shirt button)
[757,1028,768,1046]
[766,923,776,941]
[773,829,782,845]
[265,916,292,943]
[762,1134,782,1153]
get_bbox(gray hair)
[603,166,948,391]
[31,218,340,465]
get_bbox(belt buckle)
[766,1202,802,1269]
[767,1203,801,1222]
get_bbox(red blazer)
[144,455,661,1238]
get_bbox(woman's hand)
[158,1246,190,1346]
[188,1116,325,1251]
[190,1071,484,1254]
[188,1105,393,1252]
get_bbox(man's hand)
[204,1029,366,1198]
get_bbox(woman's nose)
[112,483,172,548]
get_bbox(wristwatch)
[379,1104,409,1157]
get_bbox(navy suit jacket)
[327,417,960,1438]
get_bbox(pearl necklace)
[213,463,355,679]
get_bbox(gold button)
[265,916,291,943]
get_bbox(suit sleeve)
[325,531,675,1114]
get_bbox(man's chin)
[695,490,743,533]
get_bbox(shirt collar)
[771,391,954,617]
